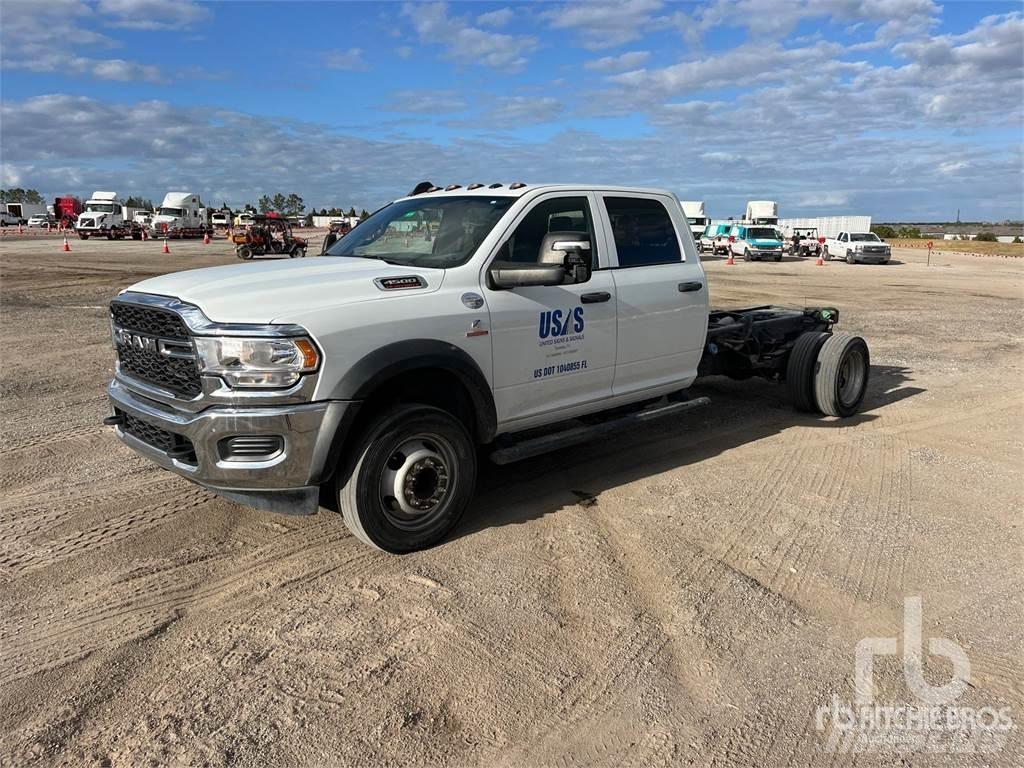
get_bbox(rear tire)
[786,331,830,413]
[814,334,870,417]
[336,405,476,553]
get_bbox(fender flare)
[330,339,497,442]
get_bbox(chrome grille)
[111,301,201,397]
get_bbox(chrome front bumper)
[108,379,352,514]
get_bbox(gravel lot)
[1,231,1022,766]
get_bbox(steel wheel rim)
[379,433,456,531]
[837,348,866,406]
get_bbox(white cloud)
[402,2,536,71]
[322,48,368,71]
[383,90,468,114]
[96,0,210,30]
[797,192,849,207]
[585,51,650,72]
[0,0,164,81]
[938,161,968,175]
[477,8,514,28]
[545,0,663,49]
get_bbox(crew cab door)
[484,192,617,425]
[595,193,707,396]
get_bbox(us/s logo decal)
[538,307,584,339]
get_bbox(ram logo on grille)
[117,329,158,353]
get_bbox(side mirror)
[538,232,592,284]
[489,261,566,289]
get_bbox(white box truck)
[744,201,779,225]
[680,201,707,241]
[5,202,49,223]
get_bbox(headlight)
[194,336,319,388]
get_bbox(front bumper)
[107,379,352,514]
[853,251,890,263]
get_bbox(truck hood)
[124,257,445,324]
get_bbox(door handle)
[678,281,703,293]
[581,291,611,303]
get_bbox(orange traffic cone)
[162,237,170,254]
[63,234,70,252]
[203,231,210,245]
[815,254,824,266]
[725,252,735,266]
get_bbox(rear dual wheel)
[787,332,870,417]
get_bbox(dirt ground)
[1,230,1022,767]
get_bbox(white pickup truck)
[105,182,870,552]
[823,231,891,264]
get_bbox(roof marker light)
[467,183,484,190]
[509,182,526,189]
[445,184,462,191]
[488,183,503,188]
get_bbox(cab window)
[603,196,681,268]
[496,196,595,266]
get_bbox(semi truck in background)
[680,201,707,241]
[54,196,84,229]
[745,201,779,225]
[150,192,211,238]
[76,192,145,240]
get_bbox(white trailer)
[745,201,778,225]
[150,192,211,238]
[680,201,707,241]
[5,202,49,223]
[778,216,872,240]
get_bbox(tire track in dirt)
[0,516,375,686]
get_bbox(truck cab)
[76,192,127,237]
[105,182,868,553]
[728,224,785,261]
[151,193,208,236]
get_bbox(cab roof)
[399,181,676,202]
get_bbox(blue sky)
[1,0,1022,220]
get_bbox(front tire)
[846,250,855,264]
[814,334,870,417]
[743,248,752,262]
[237,245,253,260]
[823,246,830,260]
[336,405,476,553]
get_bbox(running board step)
[490,396,711,465]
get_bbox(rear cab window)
[602,196,682,268]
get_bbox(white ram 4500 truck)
[106,182,870,552]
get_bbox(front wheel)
[336,405,477,553]
[78,233,89,240]
[743,248,751,262]
[846,250,855,264]
[822,246,830,260]
[237,245,253,260]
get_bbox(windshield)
[850,233,881,242]
[749,227,780,240]
[159,207,184,216]
[86,203,116,213]
[325,195,515,268]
